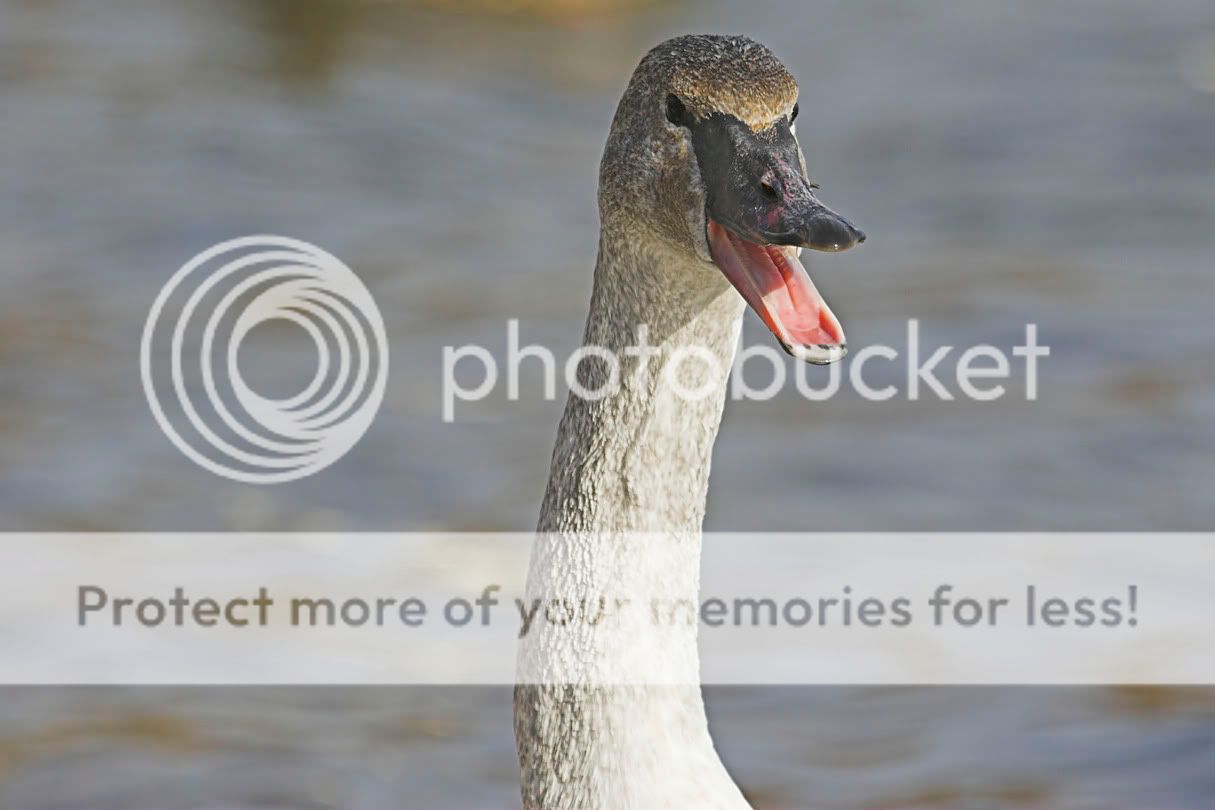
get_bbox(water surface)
[1,0,1213,807]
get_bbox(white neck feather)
[516,235,752,810]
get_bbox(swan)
[515,34,865,810]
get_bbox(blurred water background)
[1,0,1214,807]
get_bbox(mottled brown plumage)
[517,35,812,810]
[638,34,799,128]
[598,35,805,270]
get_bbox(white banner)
[1,532,1209,685]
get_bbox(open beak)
[708,218,859,364]
[690,111,865,364]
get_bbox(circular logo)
[141,236,389,483]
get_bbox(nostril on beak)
[758,169,781,202]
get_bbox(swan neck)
[516,233,751,810]
[538,232,743,534]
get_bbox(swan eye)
[665,94,689,128]
[791,102,799,123]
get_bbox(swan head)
[600,34,865,364]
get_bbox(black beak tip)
[805,219,867,252]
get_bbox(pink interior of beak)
[707,219,846,364]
